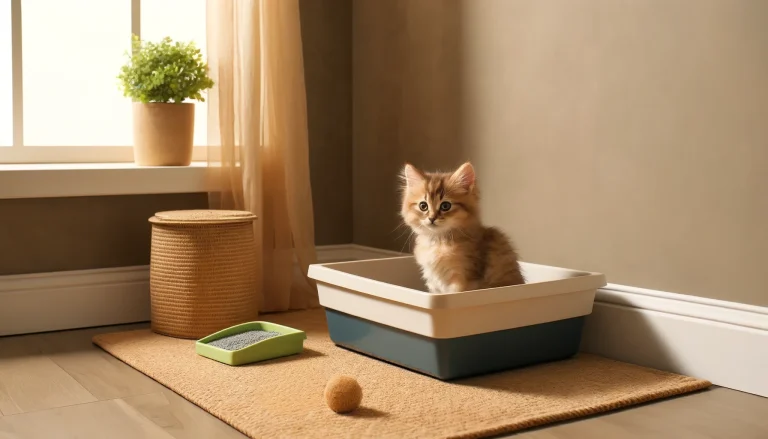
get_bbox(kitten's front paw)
[425,280,467,294]
[425,281,447,294]
[444,283,467,294]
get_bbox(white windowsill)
[0,162,217,199]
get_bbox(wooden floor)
[0,324,765,439]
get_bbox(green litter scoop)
[196,321,307,366]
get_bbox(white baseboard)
[0,244,398,337]
[581,284,768,398]
[0,266,150,337]
[2,244,765,399]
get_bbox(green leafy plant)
[118,34,214,104]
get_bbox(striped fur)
[400,162,525,293]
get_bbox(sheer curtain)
[206,0,318,312]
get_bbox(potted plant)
[118,35,214,166]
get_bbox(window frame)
[0,0,209,165]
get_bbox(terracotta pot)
[132,102,195,166]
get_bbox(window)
[0,0,207,163]
[0,1,12,147]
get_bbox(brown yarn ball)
[324,375,363,414]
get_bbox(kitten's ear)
[402,163,425,188]
[450,162,476,191]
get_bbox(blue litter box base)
[324,309,585,380]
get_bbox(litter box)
[307,256,606,380]
[195,322,306,366]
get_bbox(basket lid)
[149,209,257,225]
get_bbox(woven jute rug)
[93,309,710,439]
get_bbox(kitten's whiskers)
[400,230,415,254]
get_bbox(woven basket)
[148,210,259,339]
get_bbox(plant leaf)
[116,33,215,104]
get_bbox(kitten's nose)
[428,217,437,224]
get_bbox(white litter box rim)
[307,255,607,310]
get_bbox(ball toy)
[324,375,363,413]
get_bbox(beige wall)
[0,1,353,276]
[301,0,352,245]
[0,194,208,275]
[352,0,768,306]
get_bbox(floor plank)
[0,335,96,415]
[510,387,768,438]
[122,390,248,439]
[2,323,767,438]
[35,323,164,400]
[0,398,174,439]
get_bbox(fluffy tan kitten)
[400,162,525,293]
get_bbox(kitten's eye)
[418,201,428,212]
[440,201,452,212]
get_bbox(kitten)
[400,162,525,293]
